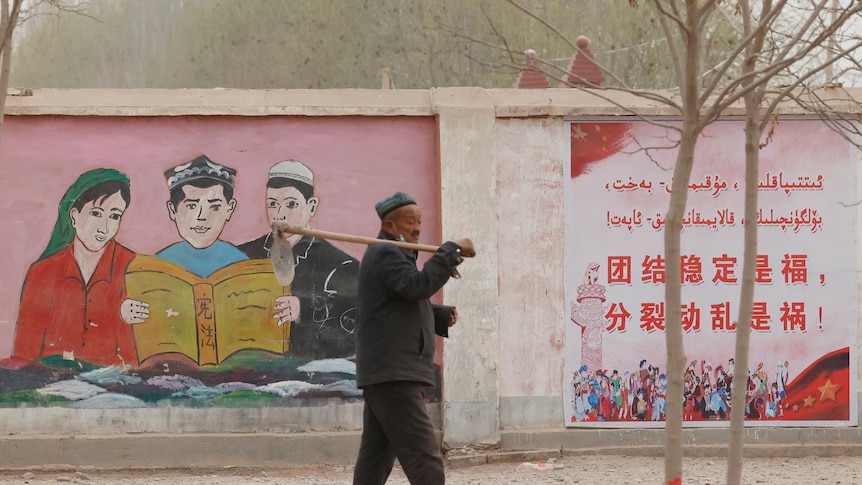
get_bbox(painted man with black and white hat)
[158,154,248,277]
[238,159,358,359]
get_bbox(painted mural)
[0,115,440,408]
[564,119,858,427]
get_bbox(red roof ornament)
[561,36,604,87]
[515,49,550,89]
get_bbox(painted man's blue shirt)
[156,240,248,277]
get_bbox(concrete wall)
[2,87,861,469]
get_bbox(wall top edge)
[5,87,862,118]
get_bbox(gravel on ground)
[1,454,859,484]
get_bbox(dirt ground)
[1,454,860,484]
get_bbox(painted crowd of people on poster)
[0,115,440,408]
[564,119,857,427]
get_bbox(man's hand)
[449,307,459,327]
[274,295,300,327]
[453,238,476,258]
[121,298,150,324]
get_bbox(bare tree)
[718,2,862,484]
[460,1,862,483]
[0,0,86,140]
[0,0,25,141]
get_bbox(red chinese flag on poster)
[778,347,850,421]
[570,122,631,178]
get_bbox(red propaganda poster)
[564,119,857,427]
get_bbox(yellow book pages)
[212,260,289,361]
[125,256,290,366]
[125,255,200,364]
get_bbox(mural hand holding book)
[121,298,150,324]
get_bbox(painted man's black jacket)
[355,231,462,388]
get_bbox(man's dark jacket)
[355,231,461,388]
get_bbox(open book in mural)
[125,256,290,366]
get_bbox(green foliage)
[207,350,307,372]
[34,354,101,371]
[205,390,280,407]
[0,389,69,407]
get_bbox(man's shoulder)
[363,241,395,258]
[361,241,409,267]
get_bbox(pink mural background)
[0,115,440,358]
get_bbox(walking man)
[352,191,475,484]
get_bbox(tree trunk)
[725,95,760,485]
[727,2,764,482]
[663,123,699,484]
[0,0,21,143]
[664,2,704,482]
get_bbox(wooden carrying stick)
[272,222,441,253]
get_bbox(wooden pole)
[273,222,440,253]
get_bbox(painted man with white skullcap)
[238,160,358,359]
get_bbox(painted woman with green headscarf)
[13,168,142,367]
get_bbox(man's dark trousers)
[353,381,445,484]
